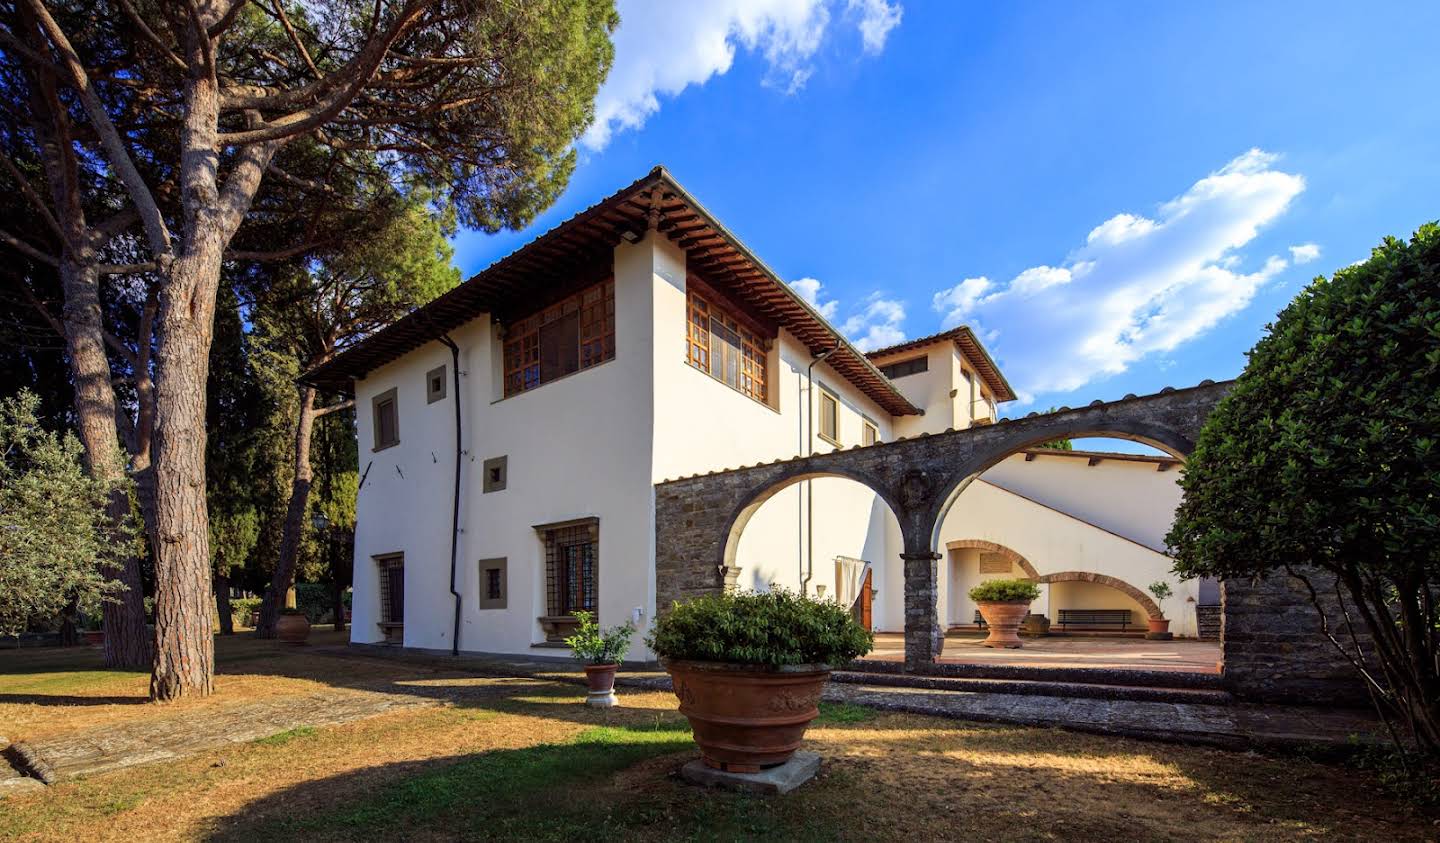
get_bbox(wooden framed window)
[686,290,768,403]
[879,355,928,379]
[862,418,879,446]
[372,388,399,451]
[502,279,615,397]
[539,518,598,618]
[376,554,405,624]
[818,388,839,445]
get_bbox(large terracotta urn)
[276,612,311,645]
[665,660,830,773]
[976,601,1031,648]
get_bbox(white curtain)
[834,556,871,610]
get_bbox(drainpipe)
[438,334,463,656]
[803,340,842,596]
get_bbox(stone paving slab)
[23,687,433,781]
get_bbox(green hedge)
[647,589,872,667]
[231,597,261,628]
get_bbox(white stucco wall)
[932,477,1198,637]
[982,449,1183,550]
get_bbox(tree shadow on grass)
[0,693,149,706]
[200,720,823,841]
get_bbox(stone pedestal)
[680,751,820,796]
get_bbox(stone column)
[901,550,944,669]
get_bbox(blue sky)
[454,0,1439,423]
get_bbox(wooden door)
[858,569,873,632]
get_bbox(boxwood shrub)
[647,589,873,667]
[968,578,1040,603]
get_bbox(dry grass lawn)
[1,633,1434,842]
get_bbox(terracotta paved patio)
[864,632,1223,674]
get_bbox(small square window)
[372,388,399,451]
[483,455,507,493]
[478,558,507,609]
[426,365,446,404]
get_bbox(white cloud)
[848,0,902,53]
[790,276,839,320]
[842,293,906,352]
[584,0,903,149]
[792,278,906,351]
[1288,242,1321,264]
[932,148,1306,403]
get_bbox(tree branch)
[313,399,354,418]
[0,228,59,266]
[0,151,64,241]
[21,0,174,264]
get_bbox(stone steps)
[830,669,1233,705]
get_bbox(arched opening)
[923,429,1221,671]
[721,470,903,635]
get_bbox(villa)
[304,167,1210,661]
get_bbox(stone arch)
[926,424,1195,550]
[718,466,903,591]
[943,539,1040,580]
[1035,571,1162,619]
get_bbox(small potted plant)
[1146,581,1174,640]
[648,589,872,772]
[564,610,635,707]
[969,578,1041,648]
[276,607,311,645]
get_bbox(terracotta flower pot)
[583,663,619,707]
[665,660,830,773]
[1146,617,1173,640]
[276,613,311,645]
[976,601,1031,648]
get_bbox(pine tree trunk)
[58,257,152,668]
[256,385,318,639]
[215,572,234,635]
[148,250,222,701]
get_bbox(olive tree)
[1167,223,1440,756]
[0,390,132,636]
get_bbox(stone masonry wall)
[1195,604,1221,641]
[1221,573,1367,705]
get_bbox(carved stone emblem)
[897,468,931,510]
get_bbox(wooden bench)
[1057,609,1132,631]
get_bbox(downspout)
[438,334,463,656]
[803,340,842,596]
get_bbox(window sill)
[682,361,779,414]
[818,434,841,448]
[372,441,400,453]
[377,621,404,629]
[492,357,616,404]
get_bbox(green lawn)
[2,636,1435,842]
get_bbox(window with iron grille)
[539,519,599,618]
[686,290,768,403]
[502,279,615,397]
[376,554,405,623]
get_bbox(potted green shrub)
[276,607,311,645]
[969,578,1041,648]
[647,589,872,772]
[564,611,636,707]
[1146,581,1174,640]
